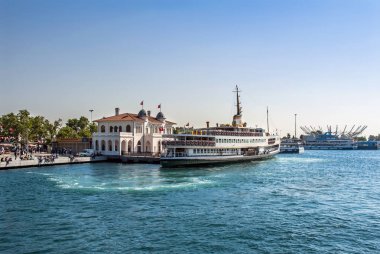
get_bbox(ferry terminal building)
[92,108,175,156]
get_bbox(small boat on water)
[303,132,358,150]
[160,86,281,167]
[356,141,380,150]
[280,114,304,154]
[280,139,305,154]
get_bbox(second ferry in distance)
[160,86,281,167]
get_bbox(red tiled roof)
[94,113,176,125]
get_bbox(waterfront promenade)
[0,155,107,170]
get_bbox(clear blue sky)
[1,0,379,136]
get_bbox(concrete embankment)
[120,155,160,164]
[0,156,107,170]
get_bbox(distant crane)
[300,124,367,138]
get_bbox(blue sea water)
[1,151,379,254]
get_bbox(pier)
[0,156,107,170]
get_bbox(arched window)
[110,126,113,133]
[101,140,106,151]
[114,126,118,132]
[126,125,131,132]
[119,126,122,132]
[108,140,112,151]
[115,141,118,151]
[101,125,105,133]
[95,140,99,151]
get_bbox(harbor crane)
[301,124,367,138]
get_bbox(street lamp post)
[89,109,94,122]
[294,113,297,139]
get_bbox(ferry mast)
[232,85,243,127]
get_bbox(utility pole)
[294,113,297,139]
[267,106,270,133]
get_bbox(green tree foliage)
[56,126,80,139]
[56,116,95,139]
[0,112,19,136]
[355,136,367,142]
[368,135,380,141]
[0,111,95,142]
[0,110,62,144]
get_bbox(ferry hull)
[160,150,279,168]
[280,147,305,154]
[304,146,357,150]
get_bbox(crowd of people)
[0,136,96,168]
[0,156,13,166]
[37,155,58,165]
[0,136,16,143]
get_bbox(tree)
[57,126,80,139]
[29,116,48,141]
[0,113,19,137]
[57,116,94,139]
[45,119,62,142]
[355,136,367,142]
[368,135,380,141]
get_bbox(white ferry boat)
[280,139,305,154]
[303,132,357,150]
[160,86,281,167]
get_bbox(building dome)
[138,109,147,118]
[156,111,165,121]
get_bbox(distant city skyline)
[1,0,379,136]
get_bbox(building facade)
[92,108,175,156]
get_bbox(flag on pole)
[158,104,161,109]
[185,122,190,127]
[140,100,144,106]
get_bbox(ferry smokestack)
[115,107,120,116]
[216,123,219,127]
[206,121,210,128]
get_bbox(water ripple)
[1,151,380,253]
